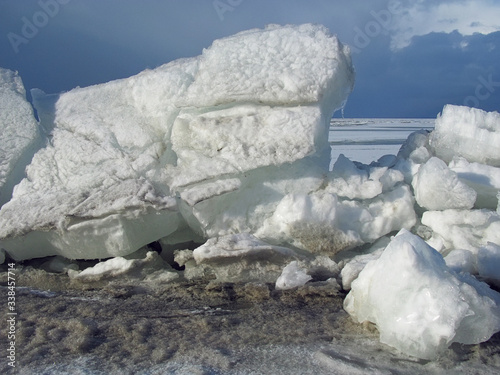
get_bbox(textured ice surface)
[258,184,416,255]
[326,154,405,200]
[190,233,300,283]
[477,243,500,286]
[445,249,478,274]
[0,68,41,207]
[275,261,312,290]
[422,209,500,253]
[340,237,390,291]
[344,229,500,360]
[413,157,477,210]
[446,243,500,288]
[0,24,354,261]
[430,105,500,166]
[449,157,500,209]
[68,250,179,283]
[179,24,354,111]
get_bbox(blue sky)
[1,0,499,117]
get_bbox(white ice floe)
[275,256,340,290]
[344,229,500,360]
[394,129,432,184]
[69,250,178,283]
[275,261,312,290]
[190,233,299,283]
[193,233,298,263]
[258,184,416,255]
[340,236,391,291]
[444,249,478,275]
[326,154,404,200]
[477,242,500,287]
[0,68,41,207]
[422,209,500,253]
[430,105,500,167]
[449,157,500,209]
[446,243,500,288]
[412,157,477,211]
[179,24,354,112]
[0,24,354,261]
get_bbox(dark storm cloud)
[0,0,498,117]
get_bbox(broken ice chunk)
[344,229,500,360]
[422,209,500,253]
[259,185,416,255]
[449,157,500,209]
[275,261,312,290]
[477,242,500,287]
[191,233,300,283]
[430,105,500,167]
[325,154,404,200]
[0,68,41,207]
[413,157,477,210]
[69,251,178,283]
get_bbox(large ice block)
[344,229,500,360]
[430,105,500,167]
[0,24,355,261]
[0,68,41,207]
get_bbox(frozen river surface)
[330,118,435,166]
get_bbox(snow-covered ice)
[1,22,500,367]
[413,157,477,210]
[449,157,500,209]
[422,209,500,253]
[344,229,500,360]
[188,233,301,283]
[430,105,500,167]
[275,261,312,290]
[0,68,41,207]
[0,24,354,261]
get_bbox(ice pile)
[1,23,500,361]
[0,24,356,261]
[429,104,500,166]
[343,104,500,359]
[344,229,500,360]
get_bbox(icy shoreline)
[2,23,500,370]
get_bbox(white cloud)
[390,0,500,49]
